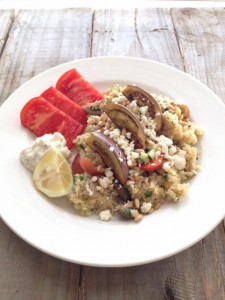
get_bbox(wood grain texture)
[0,7,225,300]
[171,7,225,102]
[0,219,81,300]
[91,8,184,69]
[0,8,93,105]
[0,10,14,55]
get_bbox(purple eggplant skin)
[102,103,147,148]
[122,85,163,131]
[114,183,130,203]
[86,131,129,185]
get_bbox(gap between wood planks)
[0,10,15,57]
[78,265,86,300]
[89,9,95,57]
[170,8,187,72]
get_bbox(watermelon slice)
[56,68,104,106]
[20,97,84,149]
[41,86,87,125]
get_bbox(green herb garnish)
[144,191,152,198]
[78,143,85,150]
[73,175,85,183]
[163,174,169,181]
[122,207,132,218]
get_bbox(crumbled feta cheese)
[92,176,98,182]
[158,135,173,146]
[144,128,157,139]
[173,150,186,170]
[163,161,171,171]
[127,159,133,166]
[86,183,93,196]
[155,150,161,157]
[111,95,127,103]
[103,129,110,135]
[130,209,139,218]
[140,202,152,213]
[20,132,71,172]
[99,178,108,189]
[129,100,138,109]
[141,115,149,124]
[99,210,112,221]
[157,135,173,154]
[130,151,139,160]
[126,132,131,139]
[109,146,114,152]
[169,146,177,155]
[105,169,113,178]
[109,128,120,139]
[139,106,148,115]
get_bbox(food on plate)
[41,86,87,125]
[82,100,104,115]
[20,96,84,149]
[68,84,203,221]
[175,103,190,120]
[19,68,203,222]
[102,103,147,148]
[71,153,85,174]
[72,153,104,176]
[56,68,104,106]
[20,132,71,172]
[20,68,104,149]
[140,154,164,172]
[33,148,73,198]
[86,131,129,185]
[79,156,104,176]
[122,85,163,131]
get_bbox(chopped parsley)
[163,173,169,181]
[78,143,85,150]
[122,207,132,218]
[144,191,152,198]
[77,137,85,150]
[174,196,180,202]
[73,175,85,182]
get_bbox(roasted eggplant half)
[122,85,163,131]
[86,132,129,185]
[102,103,147,148]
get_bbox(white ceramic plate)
[0,56,225,267]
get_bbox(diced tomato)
[79,157,103,176]
[56,69,104,106]
[141,155,164,172]
[20,97,85,149]
[71,154,84,174]
[41,87,87,125]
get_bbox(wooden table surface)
[0,7,225,300]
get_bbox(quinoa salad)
[68,84,203,222]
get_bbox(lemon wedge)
[33,148,73,198]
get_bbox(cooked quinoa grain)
[68,85,203,221]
